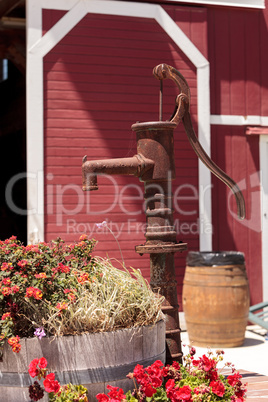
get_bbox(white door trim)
[26,0,211,250]
[211,115,268,126]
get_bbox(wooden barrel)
[182,252,250,348]
[0,320,165,402]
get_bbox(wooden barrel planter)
[182,251,250,348]
[0,320,165,402]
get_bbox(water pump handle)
[153,63,245,220]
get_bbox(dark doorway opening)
[0,60,26,244]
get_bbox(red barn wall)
[42,6,208,307]
[208,6,267,305]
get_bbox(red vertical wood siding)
[43,6,208,307]
[208,5,267,304]
[211,126,262,305]
[208,6,268,117]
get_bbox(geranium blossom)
[28,357,48,378]
[210,380,225,397]
[43,373,61,393]
[228,372,242,387]
[99,349,247,402]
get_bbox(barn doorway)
[0,1,26,243]
[0,60,26,244]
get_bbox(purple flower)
[34,327,46,340]
[96,221,107,229]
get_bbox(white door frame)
[260,135,268,301]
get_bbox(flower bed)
[27,348,247,401]
[99,348,247,402]
[0,235,163,355]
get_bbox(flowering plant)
[0,235,163,355]
[28,357,88,401]
[96,348,247,402]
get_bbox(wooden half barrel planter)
[0,320,165,402]
[182,251,250,347]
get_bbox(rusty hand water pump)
[82,64,245,363]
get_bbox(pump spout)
[82,154,154,191]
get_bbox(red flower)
[12,343,21,353]
[228,373,242,387]
[96,394,109,402]
[38,357,47,369]
[68,293,76,302]
[166,381,192,402]
[235,388,247,398]
[176,385,192,401]
[2,286,11,296]
[106,385,125,401]
[11,285,20,294]
[210,380,225,397]
[28,357,47,378]
[1,312,11,320]
[25,287,43,300]
[43,373,60,394]
[35,273,47,279]
[8,336,20,346]
[18,259,28,268]
[1,262,13,271]
[201,355,216,372]
[132,364,145,383]
[143,383,157,397]
[57,263,70,274]
[77,272,89,284]
[28,359,40,378]
[56,302,68,311]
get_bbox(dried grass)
[42,258,164,337]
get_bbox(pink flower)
[96,221,107,228]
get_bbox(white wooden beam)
[157,0,265,9]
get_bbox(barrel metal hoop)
[0,350,166,387]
